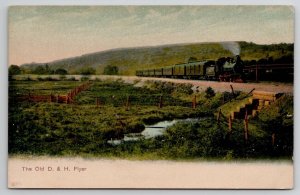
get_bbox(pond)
[107,118,203,145]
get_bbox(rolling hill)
[20,41,294,75]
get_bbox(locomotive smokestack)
[221,42,240,56]
[235,55,242,64]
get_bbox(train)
[136,55,245,82]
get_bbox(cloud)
[9,6,294,65]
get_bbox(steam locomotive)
[136,55,244,82]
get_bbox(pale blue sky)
[9,6,294,65]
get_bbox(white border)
[1,0,299,194]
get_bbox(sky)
[8,6,294,65]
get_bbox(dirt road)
[13,75,293,94]
[91,75,294,94]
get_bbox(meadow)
[8,78,293,160]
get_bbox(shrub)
[9,65,21,75]
[174,83,193,95]
[205,87,215,98]
[146,81,175,94]
[55,68,68,75]
[103,65,119,75]
[79,67,96,75]
[81,76,90,81]
[44,76,59,81]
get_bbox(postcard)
[8,5,294,189]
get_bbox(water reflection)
[107,118,201,145]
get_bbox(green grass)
[9,80,211,156]
[8,79,293,160]
[217,93,252,117]
[9,80,84,96]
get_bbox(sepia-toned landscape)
[8,6,294,188]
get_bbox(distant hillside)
[20,41,294,75]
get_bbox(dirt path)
[13,75,293,94]
[92,75,294,94]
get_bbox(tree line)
[8,64,119,75]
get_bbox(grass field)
[9,80,84,96]
[8,79,293,160]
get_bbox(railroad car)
[136,55,244,82]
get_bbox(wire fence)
[10,81,92,104]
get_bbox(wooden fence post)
[158,95,163,108]
[227,115,233,142]
[272,133,275,147]
[125,95,130,111]
[244,110,249,145]
[230,85,235,99]
[256,64,258,82]
[192,95,196,109]
[217,109,221,124]
[96,98,100,107]
[49,94,52,103]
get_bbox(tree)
[55,68,68,75]
[103,65,119,75]
[45,64,50,73]
[32,66,46,74]
[79,67,96,75]
[9,65,21,75]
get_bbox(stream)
[107,118,202,145]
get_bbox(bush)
[44,76,59,81]
[146,81,175,94]
[103,65,119,75]
[205,87,215,98]
[174,83,193,95]
[81,76,90,81]
[9,65,21,75]
[162,119,227,158]
[79,67,96,75]
[55,68,68,75]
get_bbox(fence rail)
[13,81,92,104]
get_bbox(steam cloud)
[221,42,240,56]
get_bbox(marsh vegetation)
[8,79,293,160]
